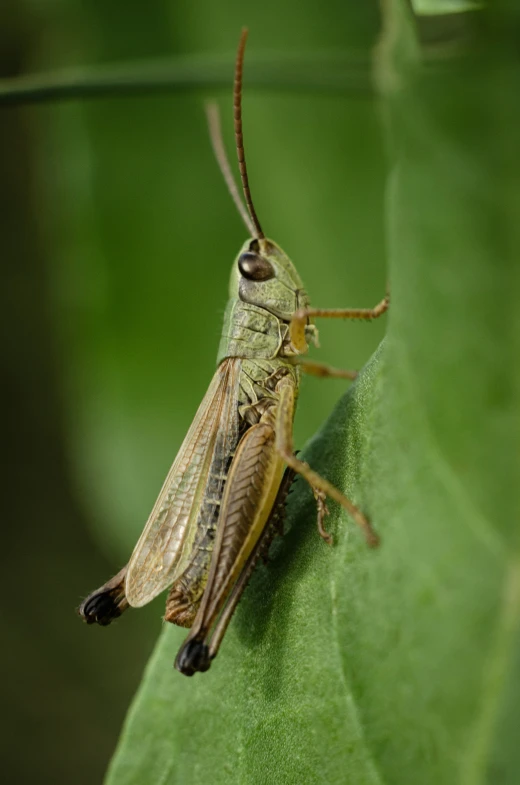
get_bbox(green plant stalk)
[0,52,372,106]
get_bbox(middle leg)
[290,357,358,381]
[274,376,379,547]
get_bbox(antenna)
[234,28,264,239]
[205,102,255,237]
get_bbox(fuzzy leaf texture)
[106,5,520,784]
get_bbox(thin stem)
[0,52,373,107]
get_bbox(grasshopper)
[79,29,388,676]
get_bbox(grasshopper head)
[210,30,310,321]
[230,236,310,320]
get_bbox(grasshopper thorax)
[230,236,309,321]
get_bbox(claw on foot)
[313,488,333,545]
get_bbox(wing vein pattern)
[125,358,241,607]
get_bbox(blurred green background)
[1,1,390,782]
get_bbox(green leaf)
[106,348,390,785]
[413,1,483,14]
[105,5,520,784]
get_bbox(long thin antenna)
[234,28,264,240]
[205,102,255,237]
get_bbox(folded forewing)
[125,358,241,607]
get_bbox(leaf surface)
[106,5,520,784]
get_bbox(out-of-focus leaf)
[414,0,483,14]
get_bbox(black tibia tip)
[78,569,128,626]
[79,589,124,626]
[174,639,212,677]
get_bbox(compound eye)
[238,252,275,281]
